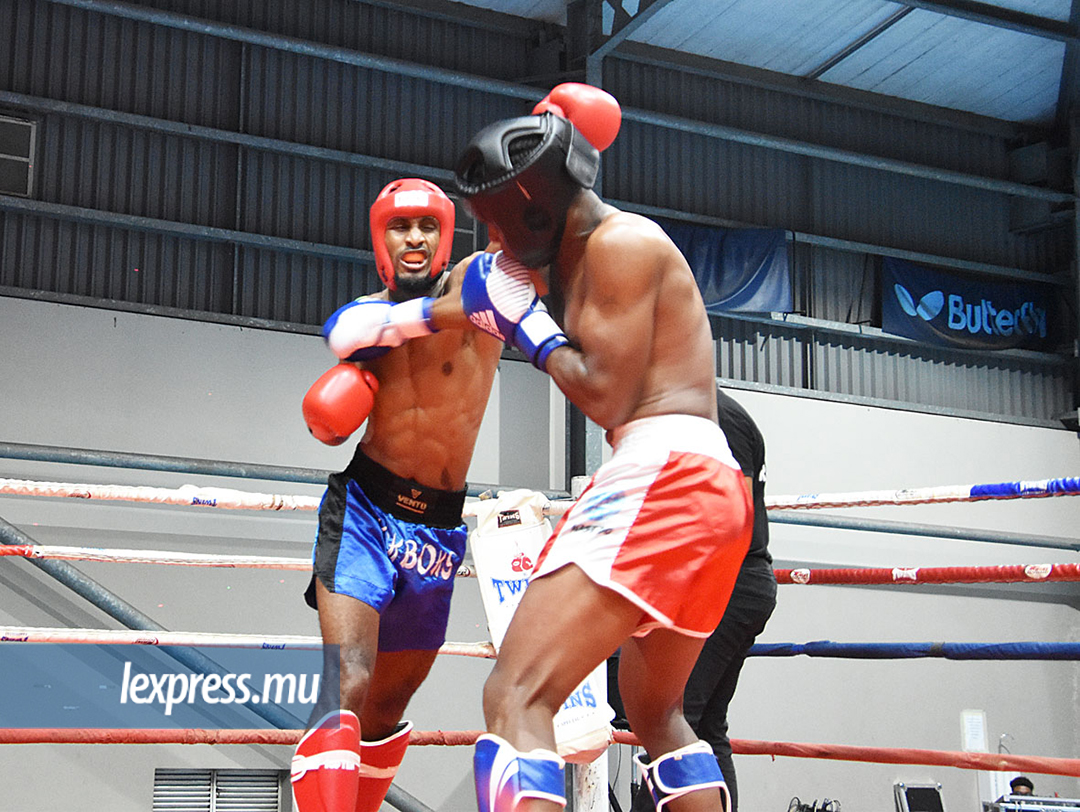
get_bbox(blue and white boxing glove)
[322,296,437,361]
[461,252,569,371]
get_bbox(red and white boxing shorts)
[532,414,752,638]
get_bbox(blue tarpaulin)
[658,219,792,313]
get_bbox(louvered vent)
[0,114,35,196]
[153,769,282,812]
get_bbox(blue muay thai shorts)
[305,448,467,652]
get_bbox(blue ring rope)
[749,641,1080,660]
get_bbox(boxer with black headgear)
[294,179,503,812]
[455,112,600,268]
[453,86,748,812]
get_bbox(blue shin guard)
[474,733,566,811]
[634,740,730,811]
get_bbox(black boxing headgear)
[454,113,600,268]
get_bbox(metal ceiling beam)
[32,0,1075,206]
[623,105,1075,203]
[6,84,1061,286]
[0,89,454,182]
[899,0,1079,45]
[593,0,680,60]
[0,195,375,264]
[614,42,1024,139]
[1055,0,1080,129]
[804,7,914,80]
[1071,113,1080,429]
[42,0,540,102]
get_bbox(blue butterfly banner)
[658,219,793,313]
[881,257,1059,351]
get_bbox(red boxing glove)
[302,365,379,446]
[533,82,622,151]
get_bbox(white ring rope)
[2,476,1077,573]
[0,544,477,576]
[766,476,1080,510]
[2,476,1077,515]
[0,626,495,658]
[0,479,321,511]
[0,545,313,569]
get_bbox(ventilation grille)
[0,114,35,196]
[152,769,282,812]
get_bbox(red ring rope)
[2,728,1078,777]
[775,563,1080,585]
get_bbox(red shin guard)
[291,710,362,812]
[355,721,413,812]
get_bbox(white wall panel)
[0,297,1077,812]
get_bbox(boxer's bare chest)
[361,329,499,488]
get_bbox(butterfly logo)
[894,285,944,321]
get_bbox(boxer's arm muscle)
[545,226,662,429]
[429,252,490,331]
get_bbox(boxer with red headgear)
[320,179,457,361]
[295,178,503,812]
[369,178,456,293]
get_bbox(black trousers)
[619,563,777,812]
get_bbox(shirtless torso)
[293,181,504,812]
[360,266,502,491]
[544,194,717,432]
[463,189,749,812]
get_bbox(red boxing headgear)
[369,178,455,291]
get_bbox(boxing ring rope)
[765,477,1080,510]
[3,544,1080,586]
[3,448,1079,792]
[748,641,1080,660]
[3,626,1075,661]
[0,441,571,499]
[775,563,1080,584]
[0,478,322,511]
[766,511,1080,552]
[0,626,497,658]
[2,728,1078,779]
[4,474,1080,552]
[3,475,1080,514]
[0,543,315,569]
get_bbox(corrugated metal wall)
[603,55,1073,423]
[803,244,876,325]
[713,313,1071,422]
[604,57,1072,273]
[0,0,1073,424]
[122,0,535,82]
[0,210,233,310]
[3,3,242,128]
[0,0,534,323]
[38,116,238,227]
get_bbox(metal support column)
[1072,112,1080,434]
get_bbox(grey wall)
[710,387,1080,812]
[0,294,1078,812]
